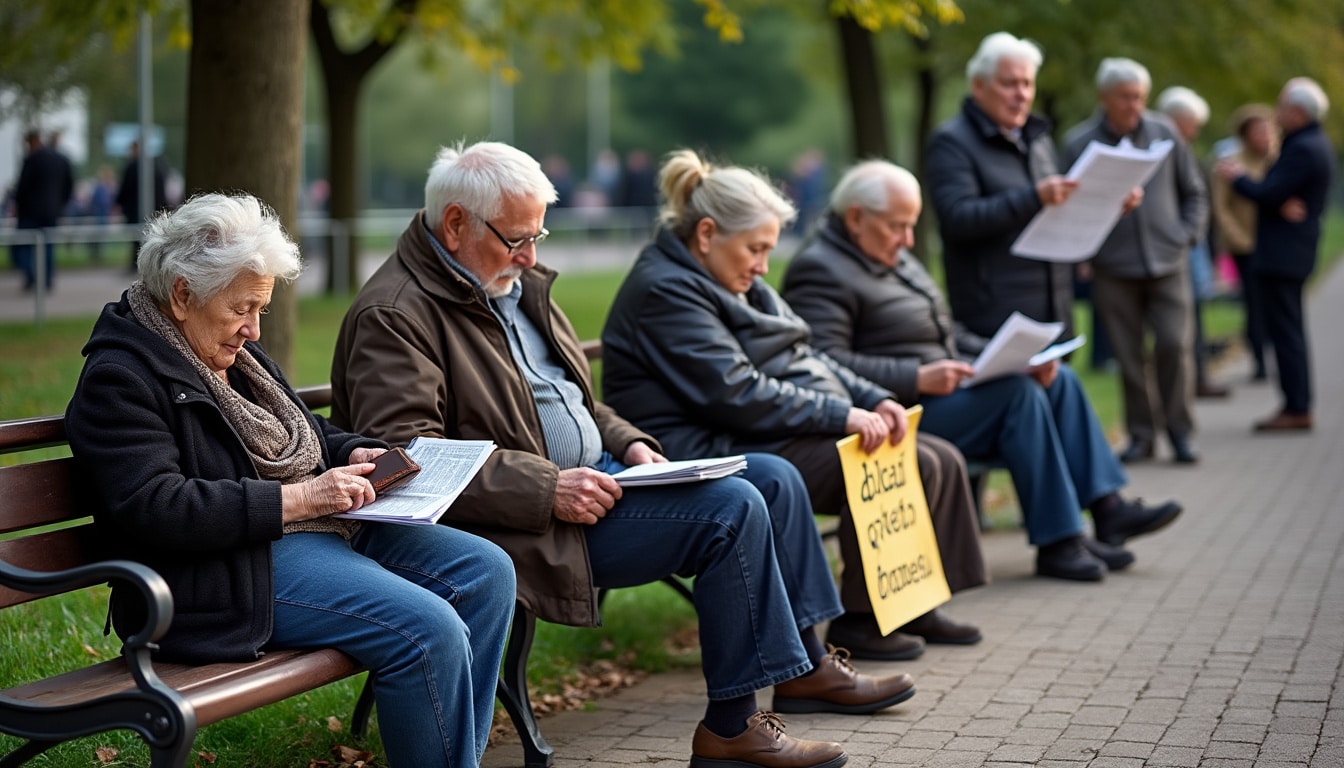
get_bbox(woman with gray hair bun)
[602,149,988,664]
[65,192,516,768]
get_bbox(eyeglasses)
[472,212,549,255]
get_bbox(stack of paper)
[962,311,1086,387]
[610,455,749,487]
[337,437,495,526]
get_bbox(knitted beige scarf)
[129,282,357,538]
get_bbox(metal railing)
[1,207,658,324]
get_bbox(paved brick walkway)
[484,264,1344,768]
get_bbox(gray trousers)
[1093,266,1196,441]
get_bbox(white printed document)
[337,437,495,525]
[1011,138,1174,262]
[962,312,1064,387]
[610,455,748,487]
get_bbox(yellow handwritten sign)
[835,406,950,635]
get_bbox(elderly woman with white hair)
[602,150,990,660]
[64,192,516,768]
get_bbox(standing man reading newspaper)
[331,140,917,768]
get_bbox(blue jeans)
[270,524,516,768]
[583,452,842,699]
[921,365,1127,546]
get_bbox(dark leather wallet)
[368,447,421,494]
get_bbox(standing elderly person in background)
[924,32,1079,342]
[1217,77,1335,432]
[64,193,517,768]
[1211,104,1278,383]
[1157,86,1230,400]
[1062,58,1209,465]
[783,160,1181,582]
[11,129,73,292]
[602,150,988,659]
[333,140,917,768]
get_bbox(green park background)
[3,0,1343,765]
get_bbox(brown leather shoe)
[1253,410,1313,432]
[824,613,925,661]
[897,608,982,645]
[690,712,847,768]
[772,646,916,714]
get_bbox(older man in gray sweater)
[1062,57,1209,466]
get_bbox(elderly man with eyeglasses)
[331,140,920,768]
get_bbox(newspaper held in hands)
[336,437,495,525]
[610,455,748,487]
[962,311,1068,387]
[1011,137,1174,262]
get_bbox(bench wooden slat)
[0,416,66,455]
[0,459,79,534]
[3,648,363,729]
[0,526,96,609]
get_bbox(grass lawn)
[2,209,1340,765]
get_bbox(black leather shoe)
[1117,437,1154,464]
[897,608,982,645]
[1093,498,1182,546]
[1082,537,1135,571]
[1169,433,1199,464]
[1196,381,1230,399]
[1036,536,1105,581]
[825,613,925,661]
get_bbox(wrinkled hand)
[874,399,909,446]
[1121,186,1144,215]
[623,441,667,465]
[1281,197,1308,223]
[845,407,890,453]
[553,467,622,525]
[1036,175,1079,206]
[1027,359,1059,388]
[282,464,376,523]
[917,360,975,396]
[347,446,388,465]
[1215,158,1245,182]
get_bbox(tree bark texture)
[835,13,889,160]
[186,0,311,373]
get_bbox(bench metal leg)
[496,602,554,768]
[0,738,57,768]
[351,674,376,739]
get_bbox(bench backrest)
[0,340,607,610]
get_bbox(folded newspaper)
[610,455,748,487]
[336,437,495,525]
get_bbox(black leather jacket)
[601,228,893,459]
[925,97,1075,338]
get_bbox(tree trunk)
[323,65,363,293]
[186,0,311,374]
[911,34,937,264]
[835,13,889,160]
[309,0,417,294]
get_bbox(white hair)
[1283,77,1330,121]
[138,192,301,306]
[424,140,558,226]
[829,160,920,214]
[966,32,1042,86]
[657,149,796,240]
[1096,57,1151,93]
[1157,86,1210,126]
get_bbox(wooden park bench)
[0,338,1001,768]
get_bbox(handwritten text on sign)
[836,406,950,635]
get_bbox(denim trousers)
[921,365,1127,546]
[269,524,516,768]
[583,452,842,700]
